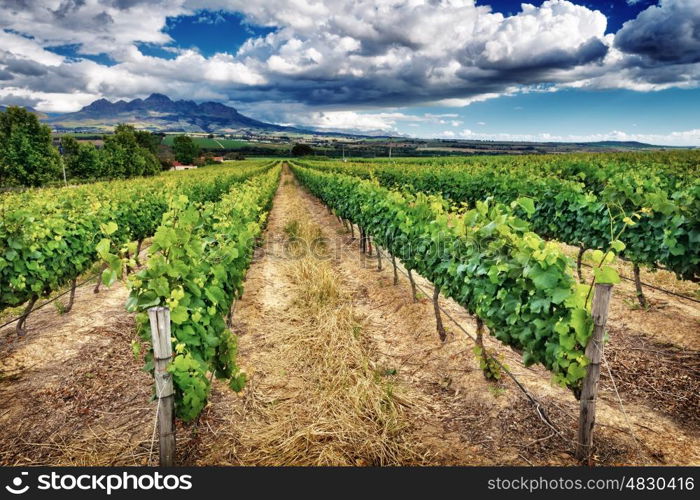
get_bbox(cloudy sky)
[1,0,699,145]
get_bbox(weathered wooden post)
[147,307,176,467]
[576,283,613,462]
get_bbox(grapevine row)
[291,163,601,393]
[0,160,274,317]
[299,157,699,281]
[127,164,281,421]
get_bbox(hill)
[46,93,306,134]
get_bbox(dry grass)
[240,184,424,465]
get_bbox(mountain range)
[45,93,307,134]
[0,95,665,148]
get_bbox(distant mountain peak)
[45,93,371,137]
[144,93,172,103]
[47,93,301,134]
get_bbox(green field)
[161,136,255,149]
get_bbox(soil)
[0,279,154,465]
[0,165,698,466]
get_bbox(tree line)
[0,106,210,188]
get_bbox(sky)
[0,0,699,145]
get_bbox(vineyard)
[0,153,698,467]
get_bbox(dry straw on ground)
[237,180,426,465]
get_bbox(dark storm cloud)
[53,0,86,19]
[93,11,114,24]
[615,0,700,64]
[473,37,608,72]
[0,93,40,107]
[24,64,90,93]
[0,0,32,11]
[0,51,48,76]
[113,0,155,9]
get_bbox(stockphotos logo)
[5,472,29,495]
[4,471,193,496]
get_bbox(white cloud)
[457,128,700,146]
[0,0,696,139]
[0,0,619,113]
[0,0,182,58]
[301,111,401,132]
[0,87,98,113]
[476,0,607,69]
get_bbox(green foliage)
[127,165,281,421]
[291,143,314,157]
[300,154,700,281]
[473,346,502,380]
[61,136,104,180]
[0,106,62,187]
[291,163,595,393]
[0,160,275,313]
[172,135,201,165]
[134,130,161,154]
[102,124,161,178]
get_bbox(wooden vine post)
[575,283,613,462]
[147,307,176,467]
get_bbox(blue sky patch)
[163,10,276,56]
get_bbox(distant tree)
[224,152,246,161]
[101,124,160,178]
[61,136,103,179]
[156,144,175,170]
[207,133,214,139]
[134,130,160,154]
[172,135,200,164]
[0,106,62,187]
[200,152,221,166]
[291,143,313,156]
